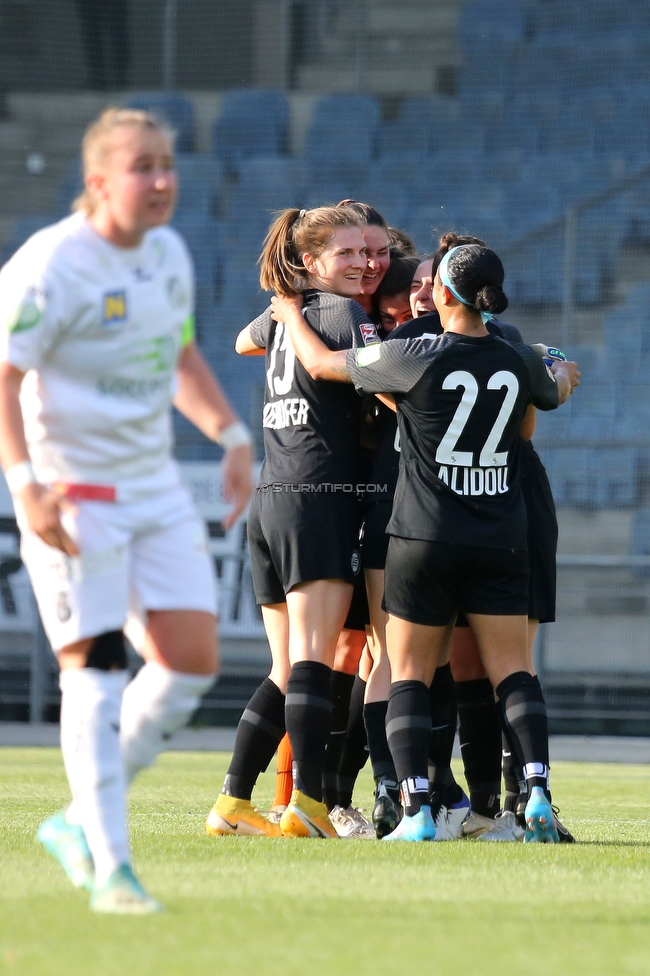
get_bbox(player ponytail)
[73,107,174,215]
[259,206,363,296]
[437,243,509,315]
[475,282,509,315]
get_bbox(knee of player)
[85,630,129,671]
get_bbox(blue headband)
[438,246,492,324]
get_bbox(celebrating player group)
[0,108,580,913]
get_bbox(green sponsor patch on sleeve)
[7,300,42,334]
[181,314,195,347]
[356,344,382,367]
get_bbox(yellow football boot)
[206,794,281,837]
[280,790,338,839]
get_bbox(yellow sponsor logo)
[102,291,127,324]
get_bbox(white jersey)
[0,213,195,496]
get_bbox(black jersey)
[373,312,547,499]
[346,331,559,550]
[363,314,444,501]
[249,290,379,485]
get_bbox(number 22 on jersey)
[435,370,519,497]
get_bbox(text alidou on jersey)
[438,464,510,496]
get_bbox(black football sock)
[285,661,332,803]
[285,660,333,803]
[428,664,461,806]
[222,678,285,800]
[387,680,431,817]
[497,671,551,800]
[456,677,502,819]
[502,730,522,813]
[322,670,355,810]
[337,675,368,808]
[364,700,399,799]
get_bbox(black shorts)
[247,488,361,605]
[384,537,529,627]
[523,469,557,624]
[344,571,370,631]
[361,500,392,570]
[454,468,558,627]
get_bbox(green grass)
[1,749,650,976]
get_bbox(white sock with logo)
[120,662,215,784]
[59,668,130,888]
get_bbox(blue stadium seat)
[378,96,455,156]
[503,241,563,305]
[221,213,273,263]
[630,508,650,578]
[172,215,223,308]
[127,94,195,152]
[174,154,224,218]
[588,447,638,508]
[459,0,531,44]
[304,180,361,211]
[218,260,267,323]
[236,156,307,190]
[541,446,592,507]
[175,179,214,218]
[56,157,84,216]
[304,95,380,178]
[563,345,600,376]
[483,117,539,154]
[539,121,594,154]
[358,180,409,229]
[533,400,572,442]
[228,157,308,215]
[175,153,223,189]
[429,121,485,155]
[0,214,56,266]
[211,90,289,171]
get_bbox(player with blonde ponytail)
[0,107,252,911]
[206,205,382,840]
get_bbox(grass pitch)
[1,749,650,976]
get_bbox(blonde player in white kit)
[0,109,253,913]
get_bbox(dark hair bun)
[475,284,508,315]
[439,231,461,251]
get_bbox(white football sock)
[59,668,130,888]
[120,662,215,784]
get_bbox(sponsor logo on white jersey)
[102,290,127,324]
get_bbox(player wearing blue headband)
[407,235,578,842]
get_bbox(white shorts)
[18,485,218,652]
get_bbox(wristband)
[218,421,253,450]
[5,460,36,496]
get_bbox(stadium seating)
[211,90,289,171]
[629,507,650,578]
[23,0,650,474]
[304,95,381,180]
[0,214,55,266]
[127,93,196,152]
